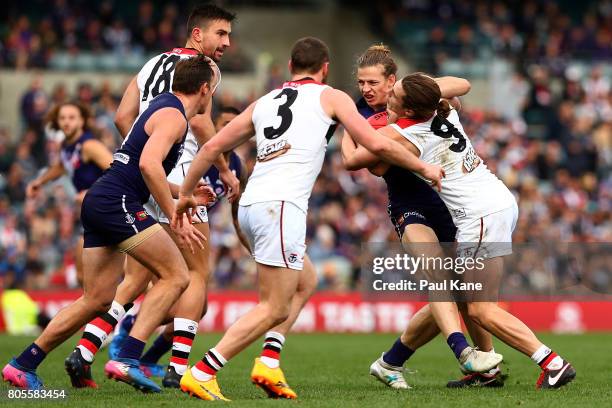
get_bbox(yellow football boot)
[250,358,297,399]
[179,367,230,401]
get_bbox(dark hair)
[218,106,241,116]
[400,73,450,120]
[172,55,214,95]
[45,101,91,131]
[356,44,397,78]
[187,4,236,34]
[290,37,330,74]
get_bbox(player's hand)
[26,179,42,198]
[172,194,197,229]
[219,168,240,203]
[74,190,87,206]
[422,163,446,192]
[194,182,217,207]
[171,213,206,254]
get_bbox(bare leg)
[214,263,299,360]
[125,229,190,342]
[36,247,125,352]
[465,257,541,355]
[75,236,85,286]
[268,255,317,336]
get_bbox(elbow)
[138,160,153,176]
[369,139,389,157]
[460,79,471,95]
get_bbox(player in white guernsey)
[172,37,445,401]
[63,5,237,391]
[345,73,575,389]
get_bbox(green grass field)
[1,332,611,407]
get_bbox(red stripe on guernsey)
[78,338,99,354]
[195,360,217,375]
[262,348,280,360]
[165,47,199,55]
[174,336,194,346]
[279,201,289,268]
[170,356,189,365]
[394,117,427,129]
[91,317,113,334]
[540,352,558,369]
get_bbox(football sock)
[260,331,285,369]
[192,348,227,381]
[382,338,415,367]
[169,318,197,375]
[117,336,145,361]
[15,343,46,371]
[447,332,470,359]
[531,345,563,370]
[140,333,173,364]
[77,301,132,363]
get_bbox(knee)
[466,302,487,325]
[264,303,290,327]
[173,270,190,293]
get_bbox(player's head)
[187,4,235,62]
[214,106,240,131]
[46,102,90,141]
[172,55,216,114]
[289,37,330,82]
[389,73,450,120]
[356,44,397,109]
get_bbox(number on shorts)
[264,88,298,139]
[430,116,466,153]
[141,54,181,101]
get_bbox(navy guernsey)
[201,151,243,211]
[81,93,188,248]
[60,131,104,192]
[95,93,187,204]
[355,97,457,242]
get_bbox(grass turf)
[1,332,610,407]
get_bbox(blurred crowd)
[370,0,611,73]
[0,0,251,72]
[0,0,610,295]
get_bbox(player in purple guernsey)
[26,102,112,285]
[2,56,216,393]
[343,45,503,389]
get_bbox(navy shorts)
[388,203,457,243]
[81,191,157,249]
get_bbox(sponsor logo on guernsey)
[452,208,467,218]
[114,152,130,164]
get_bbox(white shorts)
[456,203,518,259]
[143,163,208,224]
[238,200,306,271]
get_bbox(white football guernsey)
[136,47,220,166]
[391,109,516,228]
[239,79,338,213]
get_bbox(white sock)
[530,345,552,364]
[169,318,197,375]
[191,364,213,381]
[260,331,284,368]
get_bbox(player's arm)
[434,76,471,99]
[231,159,251,252]
[115,76,140,138]
[190,104,240,202]
[81,139,113,170]
[26,160,66,198]
[341,128,379,170]
[174,103,256,227]
[141,108,188,220]
[324,89,444,190]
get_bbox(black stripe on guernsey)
[174,330,196,339]
[173,350,190,359]
[263,344,281,353]
[207,351,223,367]
[82,332,103,348]
[100,313,119,326]
[325,124,338,143]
